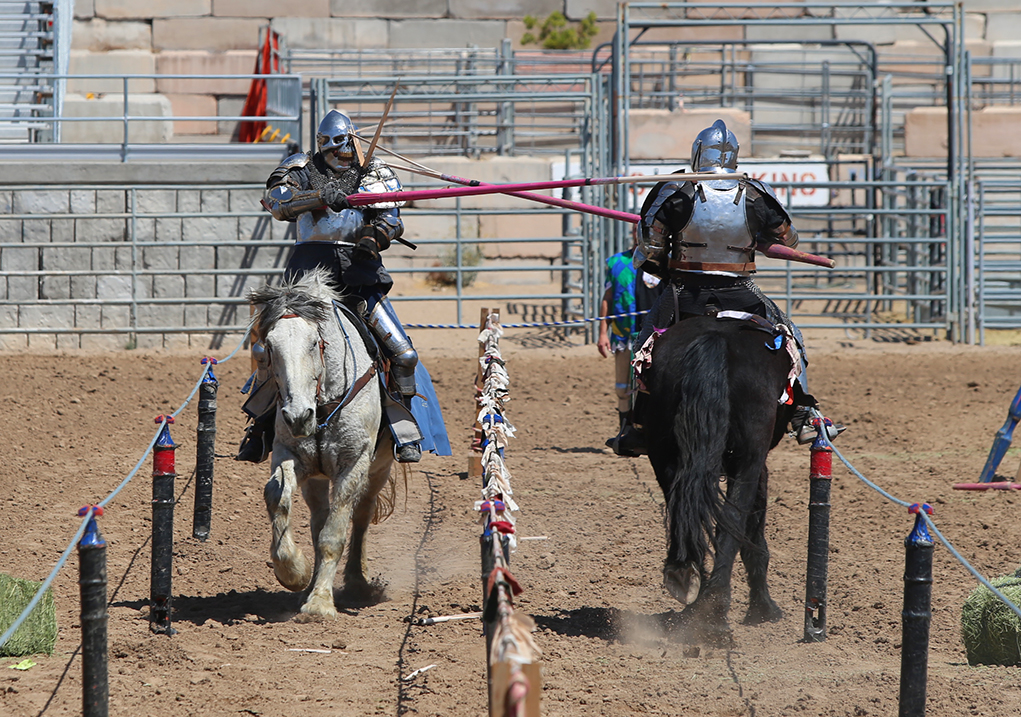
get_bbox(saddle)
[631,310,803,405]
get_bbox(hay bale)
[961,567,1021,666]
[0,573,58,657]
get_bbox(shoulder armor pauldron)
[744,177,793,226]
[358,159,404,208]
[280,151,311,170]
[267,151,311,188]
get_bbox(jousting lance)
[345,166,836,269]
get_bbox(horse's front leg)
[264,452,311,592]
[299,476,338,619]
[299,451,374,619]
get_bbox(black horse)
[643,314,796,643]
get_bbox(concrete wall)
[904,105,1021,158]
[67,3,1021,155]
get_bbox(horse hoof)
[297,599,338,621]
[743,601,784,625]
[272,559,312,592]
[663,563,700,605]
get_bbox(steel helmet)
[690,119,739,173]
[316,110,358,170]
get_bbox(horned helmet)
[690,119,739,174]
[316,110,358,172]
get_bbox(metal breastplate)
[670,180,756,276]
[297,207,366,244]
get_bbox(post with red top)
[193,358,218,540]
[899,503,934,717]
[78,505,108,717]
[150,415,177,635]
[804,422,833,642]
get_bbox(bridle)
[270,306,377,431]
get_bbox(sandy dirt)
[3,327,1021,717]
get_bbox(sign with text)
[551,160,832,214]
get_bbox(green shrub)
[521,12,599,51]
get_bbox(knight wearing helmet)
[236,109,424,464]
[607,119,843,457]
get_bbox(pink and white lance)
[350,171,836,269]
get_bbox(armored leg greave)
[235,339,278,463]
[367,296,418,397]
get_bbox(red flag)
[238,28,279,143]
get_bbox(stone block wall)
[0,156,572,350]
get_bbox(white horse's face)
[264,317,323,439]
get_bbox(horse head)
[249,269,342,439]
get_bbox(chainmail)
[306,152,362,196]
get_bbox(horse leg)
[300,454,375,619]
[264,456,311,592]
[687,458,764,642]
[741,464,783,625]
[342,444,394,599]
[650,450,703,605]
[301,476,330,590]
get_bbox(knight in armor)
[608,119,844,457]
[236,109,424,464]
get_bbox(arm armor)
[744,177,798,247]
[263,152,319,221]
[634,179,689,276]
[366,207,403,250]
[767,220,799,248]
[261,184,325,222]
[633,217,669,276]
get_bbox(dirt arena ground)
[3,326,1021,716]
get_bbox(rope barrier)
[816,430,1021,622]
[403,309,649,330]
[473,310,541,716]
[0,330,251,653]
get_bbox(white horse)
[249,269,396,619]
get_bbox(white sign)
[550,160,834,213]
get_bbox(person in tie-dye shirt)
[598,232,663,448]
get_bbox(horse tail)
[667,331,729,567]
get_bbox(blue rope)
[402,309,649,330]
[817,429,1021,622]
[0,330,251,652]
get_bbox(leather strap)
[669,260,756,273]
[316,363,378,424]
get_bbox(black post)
[150,415,178,635]
[899,503,934,717]
[193,358,218,540]
[804,428,833,642]
[78,505,108,717]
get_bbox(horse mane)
[248,268,345,336]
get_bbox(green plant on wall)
[521,11,599,50]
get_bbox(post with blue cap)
[804,422,833,642]
[899,503,934,717]
[193,358,218,540]
[78,505,108,717]
[151,415,178,635]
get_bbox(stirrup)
[605,425,647,457]
[235,428,270,464]
[395,441,422,464]
[794,408,846,445]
